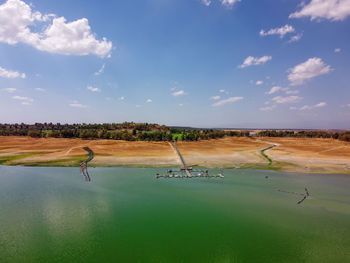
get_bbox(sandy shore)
[0,136,349,174]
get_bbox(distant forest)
[0,122,349,142]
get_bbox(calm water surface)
[0,166,350,262]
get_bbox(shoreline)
[1,136,350,175]
[1,163,350,176]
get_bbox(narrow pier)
[80,147,94,182]
[156,141,224,179]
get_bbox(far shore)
[1,136,350,174]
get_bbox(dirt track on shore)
[0,136,349,174]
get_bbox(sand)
[0,136,349,174]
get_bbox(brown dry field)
[0,136,350,174]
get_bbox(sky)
[0,0,350,129]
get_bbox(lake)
[0,166,349,262]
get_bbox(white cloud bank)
[239,56,272,68]
[201,0,211,6]
[0,66,25,79]
[12,95,33,105]
[299,102,327,110]
[272,95,302,104]
[2,88,17,93]
[69,101,87,108]
[172,90,185,97]
[0,0,112,57]
[212,96,243,107]
[260,24,295,38]
[288,57,331,86]
[87,86,100,92]
[289,0,350,21]
[210,95,221,100]
[221,0,241,7]
[266,86,281,95]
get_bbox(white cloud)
[289,33,303,43]
[0,0,112,57]
[146,99,152,103]
[0,66,25,79]
[210,95,221,100]
[238,56,272,68]
[172,90,185,97]
[94,63,105,76]
[256,80,263,85]
[212,96,243,107]
[119,96,125,101]
[266,86,282,95]
[179,103,184,107]
[2,88,16,93]
[260,24,295,38]
[136,105,142,108]
[219,89,225,93]
[260,105,276,111]
[221,0,241,7]
[201,0,211,6]
[289,0,350,21]
[334,48,341,53]
[288,57,331,86]
[87,86,100,92]
[300,101,327,110]
[69,101,87,108]
[35,87,45,92]
[272,95,302,104]
[285,89,299,95]
[12,95,33,105]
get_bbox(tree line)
[0,123,349,142]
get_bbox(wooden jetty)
[80,147,94,182]
[156,141,224,179]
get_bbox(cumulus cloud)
[119,96,125,101]
[285,89,299,95]
[2,88,16,93]
[272,95,302,104]
[221,0,241,7]
[210,95,221,100]
[260,24,295,38]
[35,88,45,92]
[266,86,282,95]
[289,0,350,21]
[260,105,276,111]
[212,96,243,107]
[201,0,211,6]
[238,56,272,68]
[289,33,303,43]
[288,57,331,86]
[69,101,87,108]
[0,66,25,79]
[172,90,185,97]
[12,95,33,105]
[146,99,152,103]
[300,102,327,110]
[87,86,100,92]
[334,48,341,52]
[0,0,112,57]
[256,80,263,85]
[219,89,225,93]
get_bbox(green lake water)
[0,166,350,262]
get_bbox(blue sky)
[0,0,349,128]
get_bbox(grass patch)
[0,152,48,165]
[261,145,275,165]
